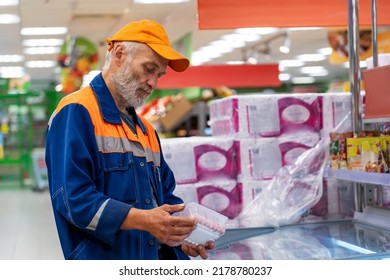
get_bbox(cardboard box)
[158,97,193,131]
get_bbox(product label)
[281,104,310,124]
[198,151,227,171]
[247,101,280,135]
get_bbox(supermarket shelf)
[324,167,390,186]
[163,101,209,136]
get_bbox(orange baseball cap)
[106,19,190,72]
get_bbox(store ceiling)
[0,0,364,90]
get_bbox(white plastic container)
[174,202,228,247]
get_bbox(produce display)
[58,36,99,94]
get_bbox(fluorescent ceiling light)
[197,46,222,59]
[222,33,260,43]
[220,39,245,49]
[0,55,24,63]
[134,0,189,3]
[24,47,60,55]
[296,53,326,61]
[247,57,258,64]
[191,51,215,66]
[0,66,24,78]
[279,73,291,81]
[209,40,233,53]
[0,14,20,24]
[279,36,291,54]
[307,70,329,77]
[21,27,68,36]
[300,66,327,74]
[292,77,315,84]
[317,47,332,55]
[191,51,212,66]
[226,61,245,65]
[23,39,64,47]
[26,60,57,68]
[0,0,18,6]
[236,27,278,35]
[279,59,304,69]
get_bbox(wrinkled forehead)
[133,43,169,70]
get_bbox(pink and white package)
[196,180,243,219]
[210,95,281,137]
[235,132,320,181]
[235,138,283,180]
[161,137,236,184]
[277,131,320,166]
[161,138,197,184]
[277,95,323,136]
[320,92,352,136]
[173,183,197,204]
[245,94,323,137]
[194,141,236,182]
[209,97,239,136]
[209,94,324,138]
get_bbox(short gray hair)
[102,41,140,71]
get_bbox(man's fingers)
[161,203,185,213]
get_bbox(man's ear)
[113,43,125,64]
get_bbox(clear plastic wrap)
[210,227,332,260]
[236,137,329,227]
[174,202,228,246]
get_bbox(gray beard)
[111,72,148,109]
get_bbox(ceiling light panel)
[0,55,24,63]
[23,47,60,55]
[279,73,291,81]
[26,60,57,68]
[292,77,315,84]
[0,14,20,24]
[23,39,64,47]
[300,66,327,74]
[0,66,24,78]
[317,47,332,55]
[296,53,326,62]
[235,27,279,35]
[279,60,305,68]
[21,27,68,36]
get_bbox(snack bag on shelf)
[329,132,352,170]
[346,137,363,170]
[349,135,390,173]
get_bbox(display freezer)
[210,220,390,260]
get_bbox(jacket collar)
[89,73,147,134]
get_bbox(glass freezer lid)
[210,220,390,260]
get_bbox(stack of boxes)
[162,92,354,224]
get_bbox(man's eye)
[145,67,153,73]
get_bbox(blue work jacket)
[45,73,188,260]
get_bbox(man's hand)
[182,241,215,259]
[122,204,196,247]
